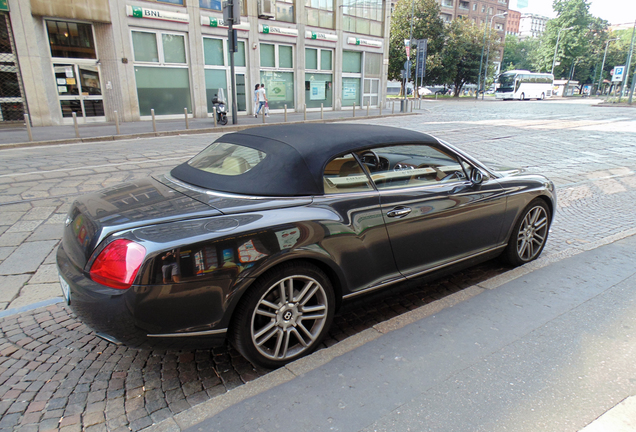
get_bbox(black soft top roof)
[171,124,438,197]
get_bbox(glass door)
[54,63,104,122]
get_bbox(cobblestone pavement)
[0,99,635,431]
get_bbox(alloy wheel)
[250,275,329,361]
[516,205,549,262]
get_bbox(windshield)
[188,142,266,176]
[498,74,516,90]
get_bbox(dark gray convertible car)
[57,124,555,368]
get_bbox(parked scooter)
[211,88,228,125]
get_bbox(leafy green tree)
[440,18,501,96]
[534,0,608,85]
[388,0,447,91]
[502,35,539,72]
[598,28,636,92]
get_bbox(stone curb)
[141,228,636,432]
[0,296,64,319]
[0,113,419,151]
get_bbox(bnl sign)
[612,65,626,82]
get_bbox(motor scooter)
[211,88,228,125]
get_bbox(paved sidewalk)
[0,102,418,147]
[149,233,636,432]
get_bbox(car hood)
[483,162,526,177]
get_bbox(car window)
[323,154,373,194]
[357,144,466,190]
[188,142,266,176]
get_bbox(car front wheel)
[503,199,551,266]
[231,262,335,368]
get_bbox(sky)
[509,0,636,25]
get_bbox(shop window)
[260,43,275,68]
[260,71,294,110]
[46,20,96,59]
[343,51,362,73]
[279,45,293,68]
[132,30,190,116]
[228,41,246,67]
[321,50,332,70]
[342,77,360,107]
[132,30,187,64]
[305,48,318,70]
[364,52,382,78]
[204,38,224,66]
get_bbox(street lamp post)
[551,26,575,76]
[476,11,490,99]
[482,12,507,100]
[598,38,619,95]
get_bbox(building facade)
[505,9,519,35]
[2,0,390,126]
[519,13,548,39]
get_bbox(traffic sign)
[612,65,625,82]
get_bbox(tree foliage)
[502,35,539,72]
[441,18,501,96]
[388,0,446,86]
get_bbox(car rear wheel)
[231,262,335,368]
[502,199,551,266]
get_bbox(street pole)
[598,38,618,95]
[405,0,414,106]
[227,0,238,124]
[483,13,507,100]
[619,20,636,101]
[476,11,490,99]
[551,26,574,76]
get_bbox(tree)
[440,18,501,96]
[388,0,447,91]
[502,35,539,72]
[533,0,608,84]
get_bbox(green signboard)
[0,0,9,12]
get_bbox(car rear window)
[187,142,266,176]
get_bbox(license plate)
[59,274,71,305]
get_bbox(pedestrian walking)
[253,84,260,116]
[255,83,268,117]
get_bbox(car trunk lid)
[62,178,221,270]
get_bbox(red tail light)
[90,239,146,289]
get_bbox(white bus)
[495,70,554,100]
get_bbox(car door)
[358,143,507,278]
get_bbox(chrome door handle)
[387,207,412,218]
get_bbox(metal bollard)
[304,104,307,121]
[184,108,189,129]
[410,99,413,112]
[72,112,80,138]
[213,110,217,127]
[262,106,265,123]
[114,110,120,135]
[379,101,382,116]
[366,100,370,116]
[353,104,356,117]
[284,104,287,122]
[24,114,33,142]
[320,103,323,120]
[151,109,157,133]
[392,101,395,114]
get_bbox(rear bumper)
[56,245,228,349]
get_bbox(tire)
[502,199,551,267]
[540,92,545,100]
[219,114,228,125]
[520,93,525,101]
[231,262,335,368]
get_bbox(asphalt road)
[0,98,635,431]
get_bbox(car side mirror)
[471,168,484,185]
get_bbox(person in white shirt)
[255,83,268,117]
